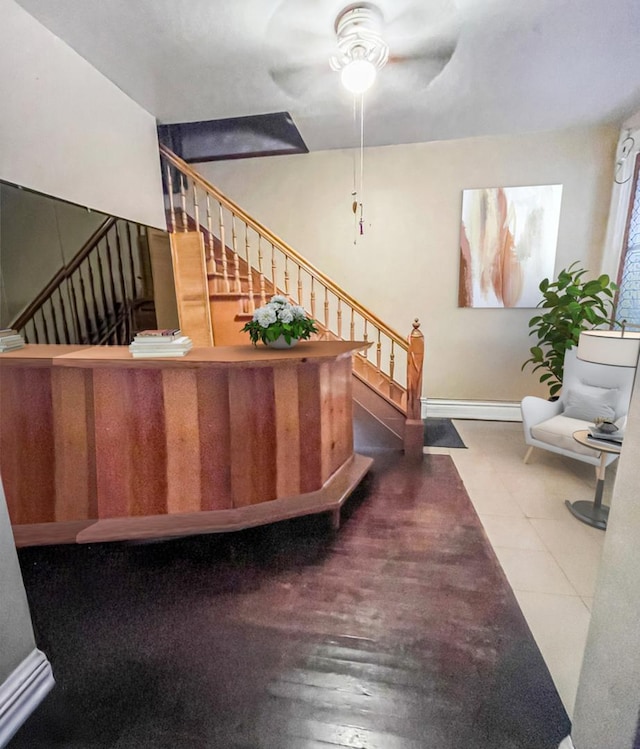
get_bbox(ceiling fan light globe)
[341,59,377,94]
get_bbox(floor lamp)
[569,329,640,528]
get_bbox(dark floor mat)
[424,417,467,448]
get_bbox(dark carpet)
[424,417,467,448]
[11,450,568,748]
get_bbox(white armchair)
[521,348,634,468]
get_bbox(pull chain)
[351,94,366,243]
[359,93,365,236]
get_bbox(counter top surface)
[1,341,370,368]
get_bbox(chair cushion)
[531,415,598,457]
[562,383,618,421]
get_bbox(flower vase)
[266,335,299,349]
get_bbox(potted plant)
[241,295,318,348]
[522,262,618,396]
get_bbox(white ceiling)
[15,0,640,151]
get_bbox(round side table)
[565,429,622,530]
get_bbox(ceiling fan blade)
[269,61,332,100]
[388,16,461,64]
[382,55,450,93]
[266,0,336,54]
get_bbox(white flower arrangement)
[241,295,318,346]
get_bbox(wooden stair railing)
[11,217,152,346]
[159,145,420,420]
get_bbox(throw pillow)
[563,383,618,422]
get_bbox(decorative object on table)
[586,424,625,446]
[128,329,193,358]
[521,262,619,397]
[593,416,619,433]
[588,417,625,445]
[241,295,318,348]
[0,328,25,352]
[459,184,562,308]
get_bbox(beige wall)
[199,125,618,401]
[0,0,165,230]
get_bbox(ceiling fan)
[267,0,460,100]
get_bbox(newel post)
[404,318,424,457]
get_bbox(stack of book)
[128,329,193,358]
[0,328,25,352]
[587,426,624,446]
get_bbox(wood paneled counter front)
[0,342,373,546]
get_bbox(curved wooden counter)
[0,342,372,546]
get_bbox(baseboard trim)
[423,398,522,422]
[0,649,54,748]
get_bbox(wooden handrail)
[11,216,117,331]
[160,145,407,350]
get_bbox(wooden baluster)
[218,203,230,292]
[405,318,425,458]
[104,233,118,325]
[31,318,40,344]
[48,299,61,344]
[284,256,290,297]
[125,222,138,301]
[297,264,303,305]
[389,340,395,382]
[271,243,277,292]
[337,299,343,338]
[376,328,382,370]
[206,195,216,274]
[68,276,82,344]
[96,241,109,320]
[257,236,266,306]
[323,286,329,328]
[350,307,355,340]
[40,308,51,344]
[362,319,369,357]
[231,215,241,293]
[193,183,200,234]
[310,277,316,319]
[58,286,71,344]
[166,164,176,232]
[180,175,188,232]
[78,269,92,342]
[245,224,255,313]
[114,225,130,341]
[86,256,101,338]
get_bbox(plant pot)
[265,335,299,349]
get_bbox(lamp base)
[565,499,609,530]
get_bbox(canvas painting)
[459,184,563,308]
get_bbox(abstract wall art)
[458,184,563,308]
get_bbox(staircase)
[159,146,425,453]
[10,217,154,346]
[8,148,425,454]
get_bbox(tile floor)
[425,419,613,718]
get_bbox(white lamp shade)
[577,330,640,368]
[340,59,377,94]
